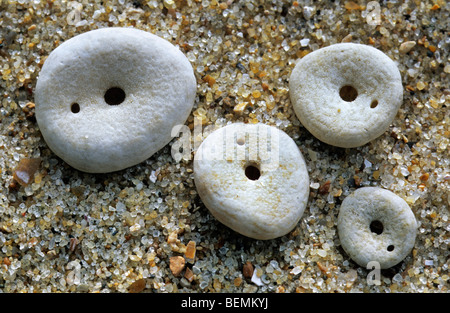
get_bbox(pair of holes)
[236,137,262,181]
[339,85,378,108]
[369,220,395,252]
[71,87,126,113]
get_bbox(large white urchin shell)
[35,27,196,173]
[289,43,403,148]
[337,187,418,269]
[194,123,310,240]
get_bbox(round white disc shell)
[289,43,403,148]
[35,27,196,173]
[337,187,417,269]
[194,123,310,240]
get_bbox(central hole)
[104,87,126,105]
[339,85,358,102]
[245,165,261,181]
[71,103,80,113]
[370,220,384,235]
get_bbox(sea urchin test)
[35,27,196,173]
[194,123,310,240]
[337,187,418,269]
[289,43,403,148]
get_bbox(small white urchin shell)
[337,187,418,269]
[35,27,196,173]
[289,43,403,148]
[193,123,310,240]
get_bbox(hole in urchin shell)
[245,165,260,181]
[237,137,245,145]
[104,87,126,105]
[387,245,395,252]
[71,103,80,113]
[370,220,384,235]
[370,100,379,108]
[339,85,358,102]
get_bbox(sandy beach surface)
[0,0,448,293]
